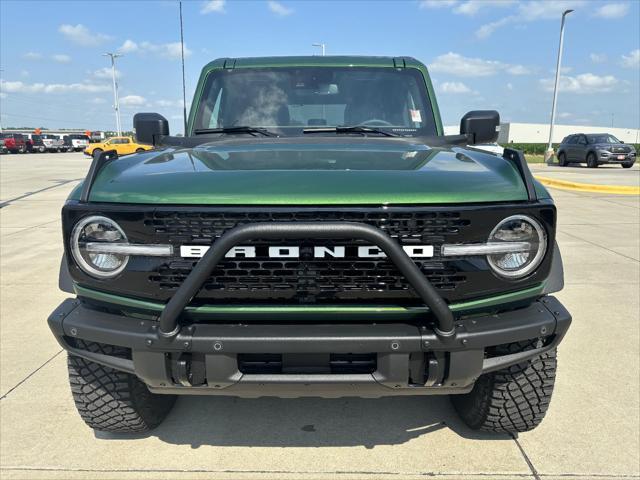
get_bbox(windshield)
[588,134,621,144]
[193,67,437,136]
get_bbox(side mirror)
[460,110,500,144]
[134,113,169,145]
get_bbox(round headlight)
[71,216,128,278]
[487,215,547,279]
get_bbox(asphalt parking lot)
[1,152,638,480]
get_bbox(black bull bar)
[156,222,457,340]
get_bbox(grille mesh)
[143,210,471,304]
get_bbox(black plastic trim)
[503,148,538,202]
[80,149,118,203]
[48,295,571,396]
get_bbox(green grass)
[526,154,546,164]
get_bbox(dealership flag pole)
[545,9,573,165]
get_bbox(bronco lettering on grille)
[180,245,434,259]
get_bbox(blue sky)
[1,0,639,133]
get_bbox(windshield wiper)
[303,126,400,137]
[193,126,278,137]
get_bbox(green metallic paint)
[75,283,544,320]
[70,140,528,204]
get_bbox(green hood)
[75,138,538,205]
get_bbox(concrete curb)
[534,176,640,195]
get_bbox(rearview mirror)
[134,113,169,145]
[460,110,500,144]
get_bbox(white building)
[445,123,640,144]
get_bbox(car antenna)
[179,1,188,136]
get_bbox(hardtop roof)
[202,55,426,71]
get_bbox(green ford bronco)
[49,56,571,434]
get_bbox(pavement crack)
[0,178,82,208]
[512,434,540,480]
[560,230,640,263]
[0,350,63,400]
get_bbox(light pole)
[103,52,122,136]
[545,9,573,164]
[312,43,326,56]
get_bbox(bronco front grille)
[144,209,470,304]
[144,210,470,244]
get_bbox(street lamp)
[103,52,122,136]
[545,9,574,165]
[312,43,326,56]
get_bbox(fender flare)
[58,254,74,294]
[542,241,564,294]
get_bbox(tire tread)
[452,341,557,433]
[67,340,175,433]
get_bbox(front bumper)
[599,151,635,163]
[48,295,571,398]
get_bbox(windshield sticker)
[410,109,422,123]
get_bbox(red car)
[0,133,27,153]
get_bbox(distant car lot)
[0,152,638,480]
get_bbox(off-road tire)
[68,340,176,433]
[557,152,567,166]
[451,341,557,433]
[92,148,103,157]
[586,152,599,168]
[622,161,634,168]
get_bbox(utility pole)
[179,1,188,135]
[545,9,573,165]
[103,52,122,136]
[312,43,326,56]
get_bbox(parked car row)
[0,133,91,154]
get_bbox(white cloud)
[593,3,629,19]
[23,52,43,60]
[92,67,121,79]
[117,40,192,60]
[155,99,184,108]
[119,39,139,53]
[267,1,293,16]
[420,0,514,15]
[454,0,514,15]
[201,0,225,14]
[540,73,619,94]
[475,1,585,38]
[89,97,107,104]
[58,24,112,47]
[439,81,472,94]
[120,95,147,106]
[506,82,513,90]
[419,0,458,8]
[52,54,72,64]
[621,49,640,69]
[1,79,111,94]
[475,17,512,39]
[430,52,530,77]
[558,112,572,119]
[590,53,607,64]
[20,70,29,77]
[0,92,7,99]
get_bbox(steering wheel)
[359,119,393,127]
